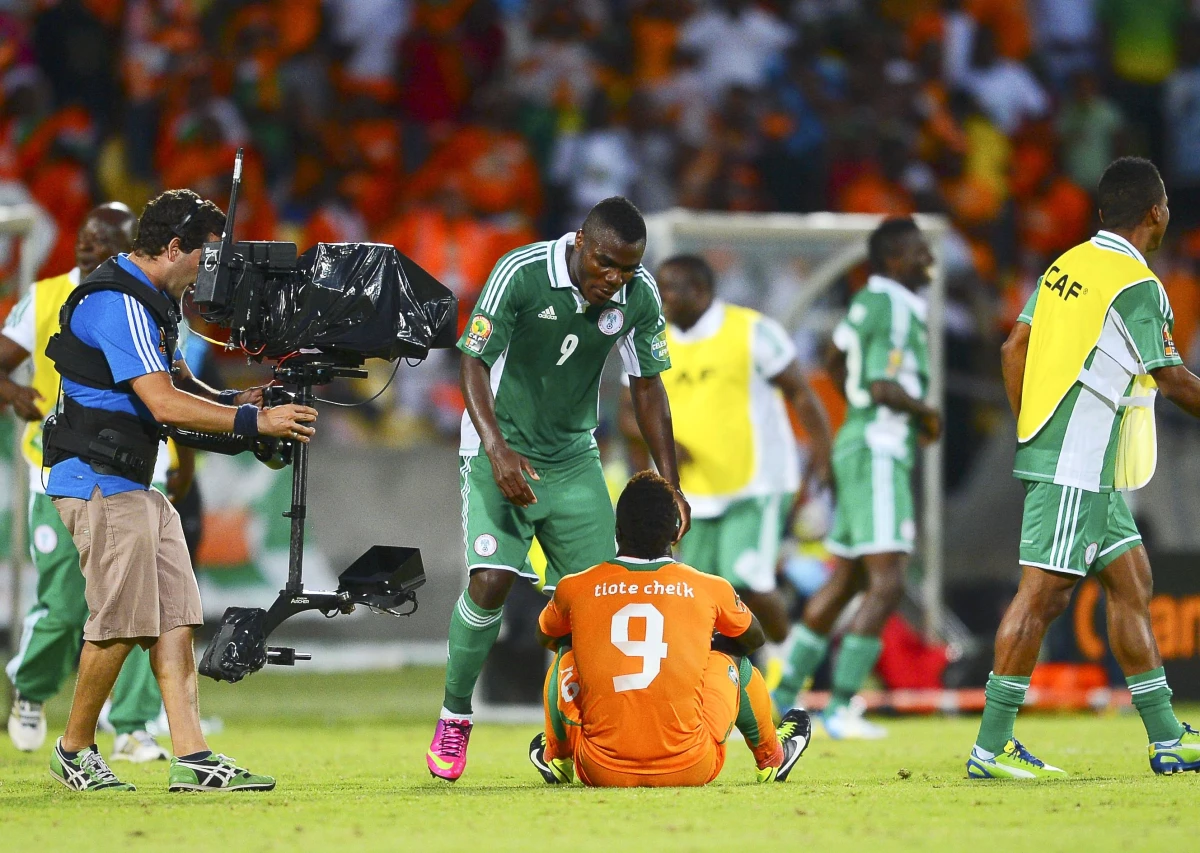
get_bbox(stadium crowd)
[3,0,1200,444]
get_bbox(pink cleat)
[427,717,473,781]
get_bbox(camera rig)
[184,150,455,682]
[197,354,428,682]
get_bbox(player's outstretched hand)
[234,385,266,407]
[257,404,318,442]
[2,382,43,421]
[673,489,691,544]
[491,444,539,507]
[918,408,942,444]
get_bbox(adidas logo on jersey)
[538,306,558,320]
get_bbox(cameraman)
[45,189,316,793]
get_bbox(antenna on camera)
[193,148,244,315]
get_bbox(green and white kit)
[826,275,929,558]
[457,234,670,589]
[1014,233,1180,575]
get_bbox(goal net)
[642,209,951,640]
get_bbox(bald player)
[2,203,170,762]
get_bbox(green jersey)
[1013,233,1182,492]
[458,235,671,465]
[830,275,930,468]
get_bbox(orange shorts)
[543,649,740,787]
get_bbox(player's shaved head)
[615,470,679,559]
[76,202,137,276]
[1098,157,1166,231]
[582,196,646,246]
[658,255,714,331]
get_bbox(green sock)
[1127,667,1185,744]
[976,673,1030,754]
[734,656,759,740]
[774,623,828,705]
[443,591,504,715]
[829,633,883,712]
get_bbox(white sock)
[972,744,995,760]
[440,706,474,722]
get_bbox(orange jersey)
[538,557,753,775]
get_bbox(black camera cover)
[257,243,457,361]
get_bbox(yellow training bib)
[660,304,758,497]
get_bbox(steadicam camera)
[183,150,458,682]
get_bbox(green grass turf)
[3,668,1198,853]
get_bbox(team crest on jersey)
[651,330,669,361]
[727,664,739,685]
[474,534,498,557]
[598,307,624,336]
[1084,542,1099,566]
[465,314,493,353]
[1163,323,1177,358]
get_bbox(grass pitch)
[3,668,1197,853]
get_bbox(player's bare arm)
[0,334,40,421]
[1150,363,1200,418]
[869,379,941,441]
[618,386,693,471]
[536,627,570,651]
[172,357,265,406]
[628,373,691,540]
[772,359,833,496]
[711,613,767,657]
[1001,321,1030,418]
[460,352,539,507]
[130,371,316,440]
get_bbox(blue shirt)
[47,255,182,499]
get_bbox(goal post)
[0,204,41,664]
[643,210,950,640]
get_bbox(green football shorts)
[826,449,915,558]
[1018,481,1142,576]
[676,493,792,593]
[459,450,616,591]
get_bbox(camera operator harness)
[42,259,181,486]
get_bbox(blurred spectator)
[1018,168,1092,260]
[1031,0,1099,91]
[1165,22,1200,225]
[550,91,636,230]
[677,0,795,94]
[958,27,1047,135]
[1098,0,1188,165]
[31,0,118,128]
[325,0,411,99]
[377,179,534,335]
[626,91,679,215]
[398,0,505,124]
[1057,71,1125,191]
[651,44,711,148]
[406,87,542,225]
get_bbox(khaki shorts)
[54,487,202,641]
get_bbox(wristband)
[217,390,239,405]
[233,404,260,438]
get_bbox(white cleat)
[8,694,47,751]
[821,698,888,740]
[111,730,170,763]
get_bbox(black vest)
[42,259,181,486]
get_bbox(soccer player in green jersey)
[771,218,941,739]
[969,158,1200,779]
[427,197,689,781]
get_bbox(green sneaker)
[967,739,1066,780]
[168,752,276,792]
[1149,722,1200,775]
[757,709,811,783]
[49,738,136,791]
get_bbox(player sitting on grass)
[529,471,810,787]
